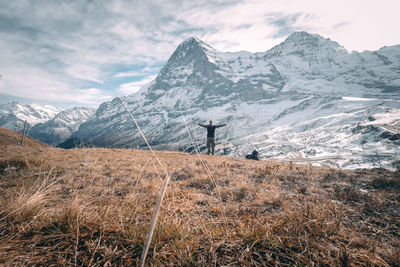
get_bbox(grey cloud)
[265,12,313,38]
[0,14,42,38]
[333,21,353,30]
[234,24,252,30]
[0,0,239,69]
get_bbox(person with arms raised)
[196,120,228,155]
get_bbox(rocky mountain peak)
[150,37,221,93]
[284,31,321,43]
[178,37,215,52]
[267,31,346,58]
[179,36,203,47]
[165,36,217,66]
[53,107,95,120]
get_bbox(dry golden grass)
[0,135,399,266]
[0,127,49,149]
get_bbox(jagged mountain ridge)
[30,107,95,146]
[0,102,61,133]
[70,32,400,169]
[0,102,96,146]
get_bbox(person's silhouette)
[196,120,228,155]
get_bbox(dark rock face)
[380,131,400,141]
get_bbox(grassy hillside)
[0,127,49,149]
[0,132,399,266]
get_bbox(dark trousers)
[207,137,215,155]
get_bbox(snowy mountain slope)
[225,96,400,169]
[0,101,61,133]
[30,107,95,146]
[68,32,400,169]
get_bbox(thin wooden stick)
[139,171,170,266]
[20,120,26,146]
[118,97,171,267]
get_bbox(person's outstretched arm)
[196,122,207,128]
[216,122,228,128]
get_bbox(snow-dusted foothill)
[30,107,95,146]
[68,32,400,169]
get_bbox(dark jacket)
[199,123,226,138]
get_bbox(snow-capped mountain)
[67,32,400,169]
[0,101,61,132]
[30,107,95,146]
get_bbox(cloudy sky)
[1,0,399,108]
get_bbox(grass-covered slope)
[0,143,399,266]
[0,126,49,149]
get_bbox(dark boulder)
[245,150,259,160]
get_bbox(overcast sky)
[1,0,399,108]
